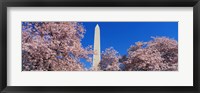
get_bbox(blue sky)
[80,22,178,68]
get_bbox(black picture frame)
[0,0,200,93]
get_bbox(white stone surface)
[93,24,101,70]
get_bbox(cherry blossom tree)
[99,47,121,71]
[124,37,178,71]
[22,22,93,71]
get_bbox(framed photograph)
[1,0,200,93]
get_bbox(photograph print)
[22,22,178,71]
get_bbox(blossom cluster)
[22,22,93,71]
[99,37,178,71]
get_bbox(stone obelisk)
[93,24,101,70]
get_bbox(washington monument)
[93,24,101,70]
